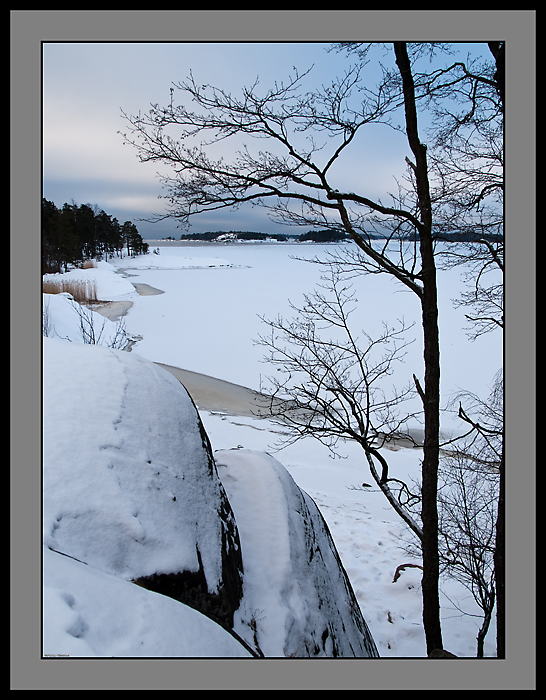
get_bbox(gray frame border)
[11,10,535,690]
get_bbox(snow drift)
[42,545,252,658]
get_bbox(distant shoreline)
[142,238,347,248]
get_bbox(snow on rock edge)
[215,449,380,658]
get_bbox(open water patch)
[131,283,164,296]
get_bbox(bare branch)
[253,265,424,539]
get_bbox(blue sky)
[42,41,493,240]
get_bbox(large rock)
[42,338,244,630]
[214,449,380,658]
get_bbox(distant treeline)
[177,228,502,244]
[42,199,148,274]
[178,229,350,243]
[178,230,289,242]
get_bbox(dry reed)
[42,278,99,304]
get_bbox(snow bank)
[43,546,251,658]
[42,337,249,655]
[43,261,138,301]
[43,292,131,348]
[42,337,379,657]
[42,262,140,348]
[43,337,238,584]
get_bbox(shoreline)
[155,362,433,449]
[89,278,443,448]
[154,362,287,420]
[93,281,164,322]
[90,289,287,419]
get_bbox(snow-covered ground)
[42,242,503,660]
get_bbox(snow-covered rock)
[42,337,379,657]
[215,449,380,658]
[42,338,244,632]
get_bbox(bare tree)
[410,43,504,653]
[120,42,503,655]
[438,454,498,657]
[256,266,423,539]
[439,371,503,657]
[454,370,503,657]
[404,439,499,658]
[425,44,503,341]
[338,42,504,339]
[414,42,504,656]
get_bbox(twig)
[392,562,423,583]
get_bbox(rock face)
[214,449,380,658]
[43,339,244,630]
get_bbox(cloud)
[42,41,496,238]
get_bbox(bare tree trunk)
[477,600,494,658]
[419,252,443,656]
[494,438,505,657]
[394,42,443,655]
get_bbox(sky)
[42,40,493,240]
